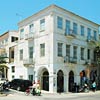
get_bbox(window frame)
[20,49,23,60]
[40,19,45,31]
[73,22,77,34]
[57,16,63,29]
[40,43,45,57]
[58,43,63,57]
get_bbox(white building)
[0,31,18,80]
[1,5,99,93]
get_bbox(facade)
[0,31,18,79]
[0,5,99,93]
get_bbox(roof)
[18,4,100,27]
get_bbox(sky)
[0,0,100,34]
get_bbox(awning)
[0,64,9,69]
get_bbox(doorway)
[42,71,49,91]
[57,70,64,92]
[69,71,74,92]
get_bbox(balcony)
[69,57,77,63]
[84,59,92,65]
[65,29,76,38]
[84,59,97,67]
[23,58,35,67]
[87,36,96,44]
[64,56,77,64]
[25,32,35,40]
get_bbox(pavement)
[39,90,100,97]
[1,89,100,97]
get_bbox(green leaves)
[0,56,8,64]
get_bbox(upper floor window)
[65,20,70,35]
[40,19,45,31]
[87,28,91,40]
[20,49,23,60]
[20,29,24,40]
[40,43,45,57]
[58,43,63,57]
[66,44,70,57]
[80,25,84,36]
[73,46,77,59]
[12,66,15,73]
[29,24,34,33]
[94,30,97,41]
[5,38,8,44]
[11,36,18,42]
[73,23,77,34]
[81,48,84,60]
[57,16,63,29]
[1,40,4,45]
[29,47,33,59]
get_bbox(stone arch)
[37,67,49,91]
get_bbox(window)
[81,48,84,60]
[73,23,77,34]
[11,50,14,59]
[58,43,63,57]
[66,45,70,57]
[57,16,63,29]
[40,19,45,31]
[20,49,23,60]
[29,47,33,59]
[29,24,34,33]
[12,66,15,73]
[65,20,70,35]
[28,75,33,81]
[94,31,97,41]
[5,38,8,44]
[11,36,18,42]
[40,43,45,57]
[80,25,84,36]
[87,28,91,40]
[87,49,90,59]
[73,46,77,59]
[20,29,24,40]
[12,75,15,79]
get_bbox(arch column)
[64,73,68,92]
[49,72,54,93]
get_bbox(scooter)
[79,85,89,93]
[24,87,41,96]
[32,88,41,96]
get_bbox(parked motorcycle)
[79,84,89,93]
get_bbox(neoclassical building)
[0,5,99,93]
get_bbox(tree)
[0,56,8,64]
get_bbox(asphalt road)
[0,89,100,100]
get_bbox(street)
[0,89,100,100]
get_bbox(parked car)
[9,79,32,91]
